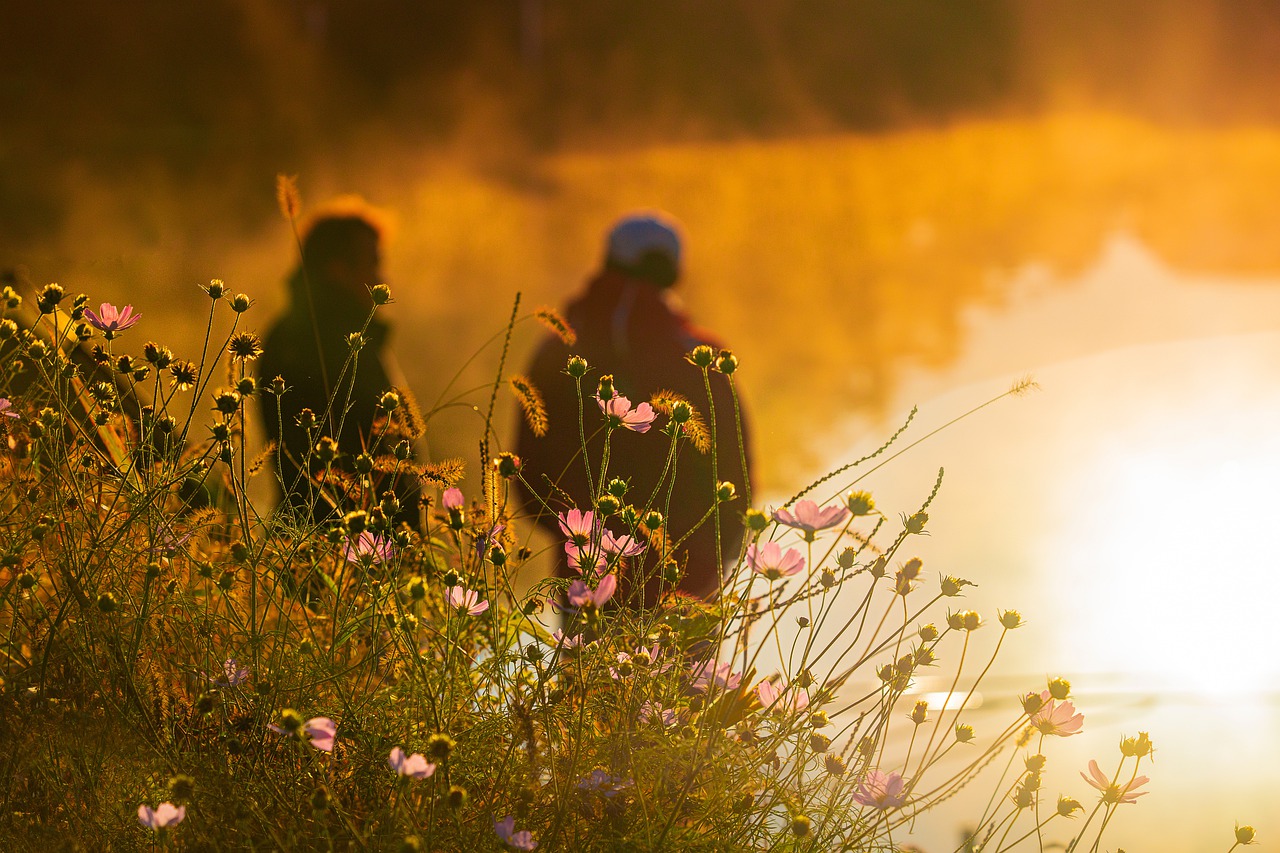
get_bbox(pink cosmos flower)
[557,508,595,545]
[603,529,645,557]
[771,500,852,538]
[689,659,743,693]
[1080,759,1149,804]
[755,678,811,713]
[84,303,140,338]
[269,716,337,752]
[1029,690,1084,737]
[494,815,537,850]
[853,770,909,810]
[0,398,18,419]
[597,394,656,433]
[445,586,490,615]
[746,541,806,580]
[441,487,465,510]
[565,574,617,610]
[342,531,394,564]
[137,802,185,829]
[565,542,606,574]
[388,747,436,780]
[639,700,682,728]
[551,628,589,649]
[210,658,250,688]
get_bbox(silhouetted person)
[515,213,753,606]
[259,207,420,528]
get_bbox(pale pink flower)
[494,815,537,850]
[388,747,436,780]
[597,394,656,433]
[610,652,633,679]
[137,802,185,829]
[0,398,18,419]
[603,529,645,557]
[445,586,490,615]
[210,658,250,688]
[565,542,606,574]
[853,770,909,810]
[441,487,465,510]
[565,574,617,610]
[746,541,806,580]
[269,716,337,752]
[84,302,140,338]
[1030,690,1084,737]
[1080,759,1149,804]
[557,508,595,545]
[551,628,589,649]
[638,700,681,728]
[772,499,851,537]
[689,659,742,693]
[755,678,810,713]
[342,531,394,564]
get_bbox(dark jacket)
[259,270,418,526]
[515,269,753,605]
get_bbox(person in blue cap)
[515,212,754,607]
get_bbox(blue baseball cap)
[604,213,682,270]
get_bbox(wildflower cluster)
[0,266,1251,852]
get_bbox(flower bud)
[846,490,875,516]
[1022,692,1046,715]
[408,578,427,600]
[314,436,338,463]
[426,733,455,762]
[941,575,974,596]
[716,481,737,502]
[820,568,836,588]
[229,293,252,313]
[824,754,846,776]
[213,389,241,415]
[962,611,982,631]
[670,400,693,423]
[203,279,226,299]
[868,557,887,579]
[807,733,831,753]
[1119,731,1153,758]
[714,350,738,374]
[954,723,975,743]
[1047,677,1071,700]
[311,788,331,813]
[643,509,664,529]
[296,408,316,430]
[268,375,287,396]
[566,355,588,378]
[596,374,614,400]
[276,708,304,733]
[687,345,714,368]
[97,592,116,613]
[371,283,392,305]
[999,609,1023,629]
[343,511,369,536]
[947,611,964,631]
[167,774,196,803]
[492,452,522,479]
[904,511,928,534]
[1235,825,1256,845]
[37,283,65,314]
[795,669,814,689]
[1025,753,1047,773]
[1057,795,1083,817]
[919,623,939,642]
[910,700,928,725]
[790,816,811,838]
[596,494,620,516]
[744,508,768,532]
[379,390,400,411]
[446,785,467,809]
[796,616,809,628]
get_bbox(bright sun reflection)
[1046,389,1280,697]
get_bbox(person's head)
[300,209,384,304]
[602,213,682,288]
